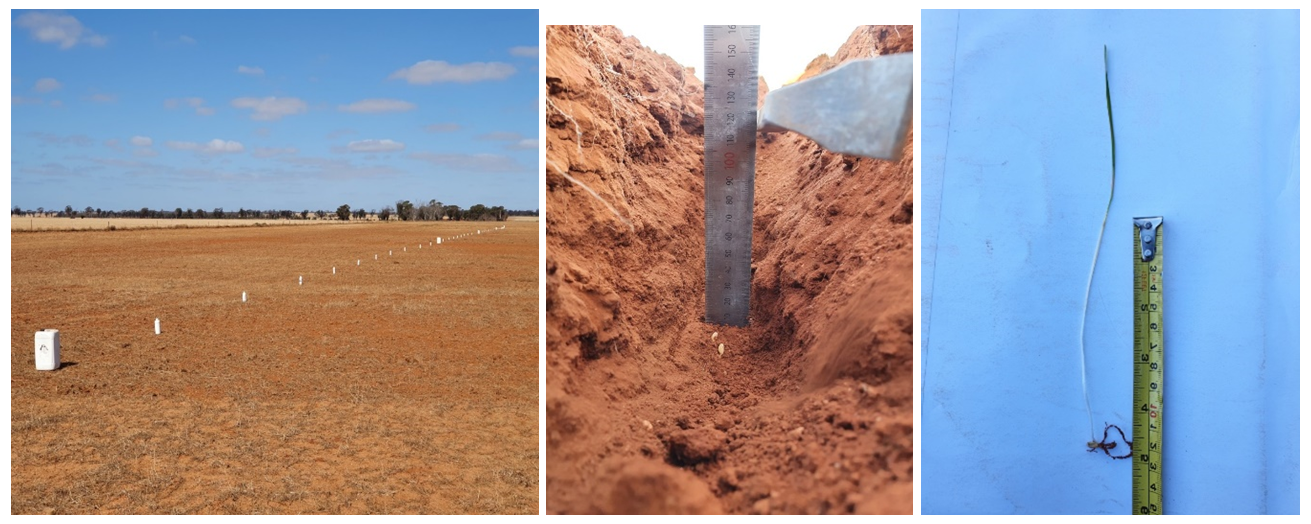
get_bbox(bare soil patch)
[11,221,537,514]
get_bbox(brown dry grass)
[10,221,538,514]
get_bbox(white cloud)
[15,12,107,50]
[388,60,515,84]
[252,147,298,158]
[508,138,538,150]
[179,35,196,44]
[424,123,461,133]
[164,97,214,115]
[338,98,416,113]
[237,65,264,76]
[130,136,152,147]
[344,139,405,153]
[166,139,244,154]
[49,99,63,108]
[104,138,120,149]
[34,78,61,93]
[12,96,44,105]
[409,152,525,173]
[87,93,117,103]
[509,46,538,57]
[134,148,158,157]
[231,96,307,121]
[203,139,244,153]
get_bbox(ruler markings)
[703,25,760,326]
[1132,216,1164,515]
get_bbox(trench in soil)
[545,25,913,514]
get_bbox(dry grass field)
[10,221,538,514]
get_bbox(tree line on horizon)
[12,203,539,222]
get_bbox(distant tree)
[336,204,351,221]
[314,210,325,219]
[13,206,22,216]
[174,207,183,219]
[95,207,102,217]
[37,207,45,216]
[301,209,309,219]
[443,204,462,221]
[463,204,486,221]
[84,206,94,217]
[140,207,149,218]
[213,207,224,219]
[379,205,393,221]
[416,199,438,221]
[396,200,414,221]
[65,205,74,217]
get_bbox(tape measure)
[703,25,760,326]
[1132,216,1164,515]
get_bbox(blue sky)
[10,9,540,213]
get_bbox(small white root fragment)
[711,331,719,342]
[717,343,725,356]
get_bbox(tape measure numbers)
[703,25,760,326]
[1132,216,1164,515]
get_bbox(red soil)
[11,222,538,514]
[545,25,913,514]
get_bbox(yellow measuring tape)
[1132,216,1164,514]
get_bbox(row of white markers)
[162,225,509,333]
[36,226,509,371]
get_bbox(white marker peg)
[333,267,336,275]
[299,276,303,285]
[389,250,392,256]
[242,291,247,302]
[404,247,406,252]
[357,259,360,266]
[154,318,161,335]
[375,254,378,260]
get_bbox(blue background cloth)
[921,9,1299,514]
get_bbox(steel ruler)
[703,25,760,326]
[1132,216,1164,515]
